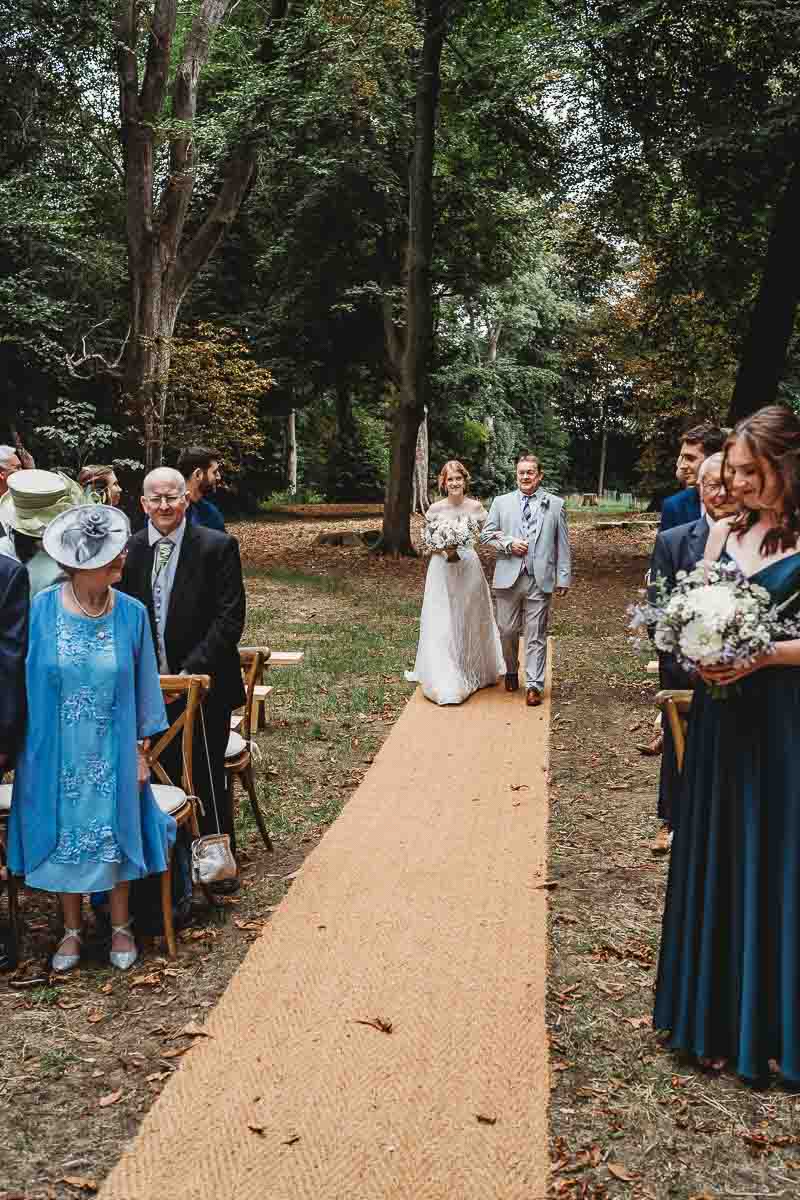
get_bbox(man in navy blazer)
[0,549,28,770]
[648,453,738,850]
[659,422,725,532]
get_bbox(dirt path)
[100,655,552,1200]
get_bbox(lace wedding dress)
[405,510,505,705]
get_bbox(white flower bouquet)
[422,515,483,562]
[630,558,800,697]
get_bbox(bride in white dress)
[406,460,505,705]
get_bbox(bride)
[406,460,505,705]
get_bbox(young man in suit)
[647,452,738,852]
[481,453,571,707]
[177,446,226,532]
[120,467,246,891]
[659,422,725,532]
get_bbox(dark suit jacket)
[659,487,701,532]
[649,516,709,688]
[0,551,29,763]
[119,522,246,711]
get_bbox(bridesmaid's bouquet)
[630,559,800,697]
[422,515,483,562]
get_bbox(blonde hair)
[437,460,471,494]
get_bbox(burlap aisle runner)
[102,652,552,1200]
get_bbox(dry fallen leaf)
[247,1122,266,1135]
[623,1015,651,1029]
[352,1016,393,1034]
[509,784,529,792]
[146,1071,170,1083]
[475,1114,497,1125]
[234,918,264,932]
[161,1046,190,1059]
[98,1089,122,1108]
[130,972,161,988]
[282,1133,301,1146]
[99,982,113,995]
[57,999,83,1011]
[607,1163,636,1182]
[86,1009,105,1024]
[181,1021,212,1039]
[61,1176,98,1193]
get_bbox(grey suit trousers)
[493,570,550,690]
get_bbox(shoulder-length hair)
[78,464,115,500]
[724,405,800,554]
[437,460,471,494]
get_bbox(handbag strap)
[198,702,222,835]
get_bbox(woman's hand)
[698,652,771,686]
[136,739,150,788]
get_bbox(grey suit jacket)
[481,489,571,593]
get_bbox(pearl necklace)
[70,582,111,619]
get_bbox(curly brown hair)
[437,460,471,494]
[724,405,800,554]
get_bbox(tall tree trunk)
[597,420,608,497]
[380,0,448,555]
[115,0,263,467]
[286,409,298,494]
[729,154,800,423]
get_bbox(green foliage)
[34,397,137,473]
[260,487,325,509]
[326,409,390,502]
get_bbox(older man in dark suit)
[120,467,246,894]
[0,549,29,771]
[648,452,738,851]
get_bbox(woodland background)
[2,0,799,548]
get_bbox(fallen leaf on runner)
[510,784,529,792]
[234,918,264,932]
[607,1163,636,1182]
[352,1016,393,1034]
[475,1114,497,1125]
[247,1123,266,1135]
[86,1010,105,1024]
[181,1021,212,1038]
[624,1015,651,1029]
[61,1176,98,1192]
[161,1046,190,1059]
[535,881,558,890]
[282,1134,301,1146]
[98,1090,122,1108]
[130,972,161,987]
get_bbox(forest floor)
[1,515,798,1200]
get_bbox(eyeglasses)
[144,494,184,507]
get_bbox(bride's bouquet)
[630,558,800,697]
[422,514,483,562]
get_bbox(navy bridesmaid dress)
[654,551,800,1084]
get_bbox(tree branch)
[140,0,177,117]
[66,320,130,380]
[172,152,256,298]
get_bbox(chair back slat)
[238,650,264,742]
[148,675,210,795]
[655,689,693,773]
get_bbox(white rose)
[679,617,724,664]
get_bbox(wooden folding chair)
[147,674,210,957]
[226,649,273,850]
[655,689,694,772]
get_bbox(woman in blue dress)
[654,405,800,1085]
[8,505,175,972]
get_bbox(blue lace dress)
[8,587,175,892]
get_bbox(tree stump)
[581,493,599,507]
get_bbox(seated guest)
[0,469,82,597]
[177,446,226,531]
[647,453,739,851]
[659,422,725,532]
[7,505,175,972]
[120,468,246,895]
[78,464,123,507]
[0,548,29,772]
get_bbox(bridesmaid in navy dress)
[654,405,800,1085]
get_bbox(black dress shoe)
[505,673,519,692]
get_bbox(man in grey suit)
[481,453,571,706]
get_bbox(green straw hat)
[0,469,83,538]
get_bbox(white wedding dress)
[405,511,505,706]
